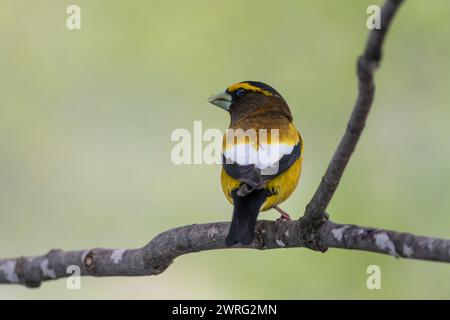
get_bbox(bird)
[208,81,303,246]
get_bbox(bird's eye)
[236,88,246,97]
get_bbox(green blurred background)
[1,0,449,299]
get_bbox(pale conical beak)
[208,91,232,111]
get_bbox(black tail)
[225,188,267,246]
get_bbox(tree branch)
[301,0,404,251]
[2,0,448,289]
[304,0,404,221]
[1,219,449,287]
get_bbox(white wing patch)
[223,143,294,170]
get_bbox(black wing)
[222,142,301,196]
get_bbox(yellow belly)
[220,156,302,212]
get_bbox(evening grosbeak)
[208,81,303,246]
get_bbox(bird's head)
[208,81,292,122]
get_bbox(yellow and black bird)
[208,81,303,246]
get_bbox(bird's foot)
[274,206,292,223]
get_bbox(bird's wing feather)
[222,141,302,193]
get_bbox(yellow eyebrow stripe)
[227,83,274,96]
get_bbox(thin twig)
[304,0,404,222]
[300,0,404,251]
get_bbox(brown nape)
[229,93,293,128]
